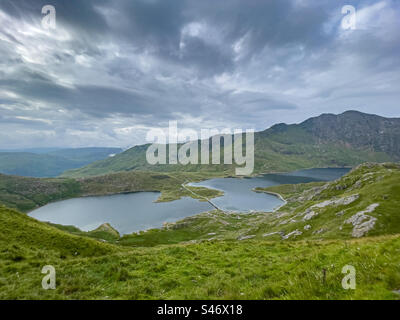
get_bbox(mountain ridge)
[62,111,400,177]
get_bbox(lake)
[29,193,213,235]
[29,168,350,235]
[189,167,350,212]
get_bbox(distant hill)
[0,147,123,177]
[63,111,400,177]
[0,148,61,154]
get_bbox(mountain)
[299,111,400,158]
[63,111,400,177]
[0,147,123,178]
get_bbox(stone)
[304,225,311,230]
[344,203,379,238]
[278,219,290,225]
[336,210,346,216]
[313,228,326,235]
[237,235,256,241]
[303,210,318,221]
[262,231,284,237]
[282,229,302,240]
[218,219,230,226]
[311,194,359,209]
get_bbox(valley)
[1,162,400,299]
[1,112,400,300]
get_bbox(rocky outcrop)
[278,218,298,225]
[262,231,284,238]
[344,204,379,237]
[237,235,256,241]
[303,210,318,221]
[297,194,359,222]
[282,230,302,240]
[311,194,359,209]
[313,228,326,235]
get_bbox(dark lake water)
[29,168,350,235]
[189,168,350,212]
[29,193,212,235]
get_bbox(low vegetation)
[1,205,400,299]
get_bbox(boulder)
[262,231,284,237]
[303,210,318,221]
[282,229,302,240]
[344,203,379,238]
[313,228,326,235]
[237,235,256,241]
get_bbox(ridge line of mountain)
[62,110,400,177]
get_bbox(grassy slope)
[1,205,400,299]
[48,222,121,243]
[0,174,82,212]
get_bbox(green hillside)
[0,148,122,178]
[1,163,400,299]
[62,111,399,178]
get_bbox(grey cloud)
[0,0,399,148]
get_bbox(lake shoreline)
[252,188,287,211]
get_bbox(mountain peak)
[297,110,400,157]
[341,110,366,115]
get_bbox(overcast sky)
[0,0,399,149]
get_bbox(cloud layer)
[0,0,399,148]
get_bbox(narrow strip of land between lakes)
[181,182,224,211]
